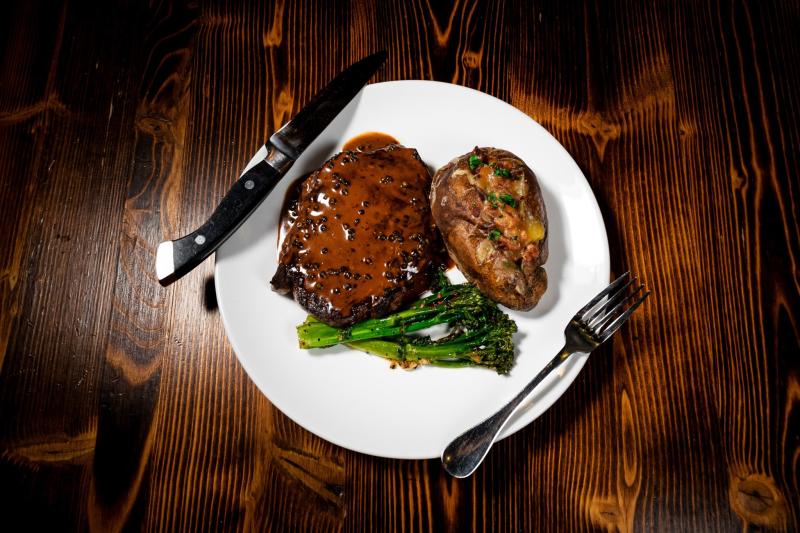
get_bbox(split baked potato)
[430,147,548,310]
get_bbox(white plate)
[215,81,609,459]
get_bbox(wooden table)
[2,1,798,531]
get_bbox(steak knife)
[155,51,388,286]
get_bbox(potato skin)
[430,147,548,310]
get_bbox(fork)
[441,272,650,478]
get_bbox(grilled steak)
[272,144,441,327]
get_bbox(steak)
[271,144,442,327]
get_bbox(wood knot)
[270,439,345,515]
[0,93,68,126]
[135,114,176,144]
[730,165,747,190]
[462,51,481,69]
[2,431,96,466]
[677,122,695,138]
[729,473,787,529]
[588,498,622,530]
[576,111,621,162]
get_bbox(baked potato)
[430,147,548,310]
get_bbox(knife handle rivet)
[194,235,206,245]
[244,179,255,190]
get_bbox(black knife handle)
[156,159,285,286]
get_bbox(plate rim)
[214,79,610,459]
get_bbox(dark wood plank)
[87,1,203,531]
[0,1,798,531]
[0,0,147,529]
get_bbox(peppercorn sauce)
[271,144,441,327]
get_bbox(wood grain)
[1,0,798,531]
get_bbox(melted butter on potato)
[527,220,545,241]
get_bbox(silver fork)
[441,272,650,478]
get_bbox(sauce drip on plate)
[342,131,399,152]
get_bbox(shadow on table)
[204,275,218,311]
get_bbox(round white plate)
[215,80,609,459]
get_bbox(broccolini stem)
[346,339,481,364]
[345,337,508,371]
[297,283,489,348]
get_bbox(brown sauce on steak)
[277,173,308,251]
[279,134,403,251]
[272,143,441,326]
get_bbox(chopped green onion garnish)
[487,191,499,208]
[469,155,483,172]
[493,167,512,179]
[499,193,517,208]
[488,229,502,241]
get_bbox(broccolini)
[296,272,518,374]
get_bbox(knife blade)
[155,51,387,286]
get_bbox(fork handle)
[441,345,574,478]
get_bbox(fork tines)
[577,272,650,342]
